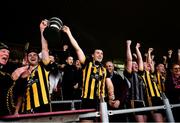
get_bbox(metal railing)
[51,100,82,110]
[80,93,179,123]
[50,94,180,123]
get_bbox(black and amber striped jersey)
[154,72,166,93]
[21,64,50,112]
[142,71,161,98]
[81,58,108,99]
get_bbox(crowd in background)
[0,19,180,122]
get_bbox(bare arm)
[106,78,120,108]
[147,48,155,72]
[40,19,50,65]
[11,65,29,81]
[62,25,86,64]
[166,49,173,69]
[168,49,173,59]
[178,49,180,65]
[135,43,143,71]
[62,26,85,64]
[106,78,115,100]
[163,55,167,68]
[125,40,132,73]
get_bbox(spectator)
[73,59,83,100]
[61,56,77,101]
[165,48,180,122]
[0,42,15,116]
[105,60,128,122]
[48,53,63,101]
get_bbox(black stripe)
[82,64,89,97]
[144,72,152,97]
[150,74,158,97]
[87,67,95,98]
[36,70,43,106]
[40,65,50,102]
[29,85,35,109]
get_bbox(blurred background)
[0,0,180,63]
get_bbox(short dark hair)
[27,48,39,54]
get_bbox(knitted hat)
[0,42,9,50]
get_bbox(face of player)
[92,49,103,63]
[156,63,165,73]
[132,61,138,72]
[28,52,39,66]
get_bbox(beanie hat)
[0,42,9,50]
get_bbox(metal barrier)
[79,103,180,122]
[100,97,109,122]
[79,94,180,123]
[1,98,179,122]
[51,100,82,110]
[50,96,180,123]
[161,93,175,122]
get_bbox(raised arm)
[40,19,50,65]
[125,40,133,72]
[178,49,180,65]
[147,48,155,72]
[135,43,143,71]
[62,25,86,64]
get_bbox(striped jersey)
[21,64,50,112]
[81,59,108,99]
[142,71,161,98]
[154,72,166,92]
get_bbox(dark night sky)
[0,0,180,62]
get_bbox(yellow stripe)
[157,73,162,91]
[32,83,40,107]
[26,87,31,110]
[153,82,160,97]
[82,68,86,97]
[146,71,155,97]
[90,79,96,99]
[90,67,97,99]
[142,75,152,106]
[38,66,48,104]
[84,62,92,98]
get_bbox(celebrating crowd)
[0,18,180,122]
